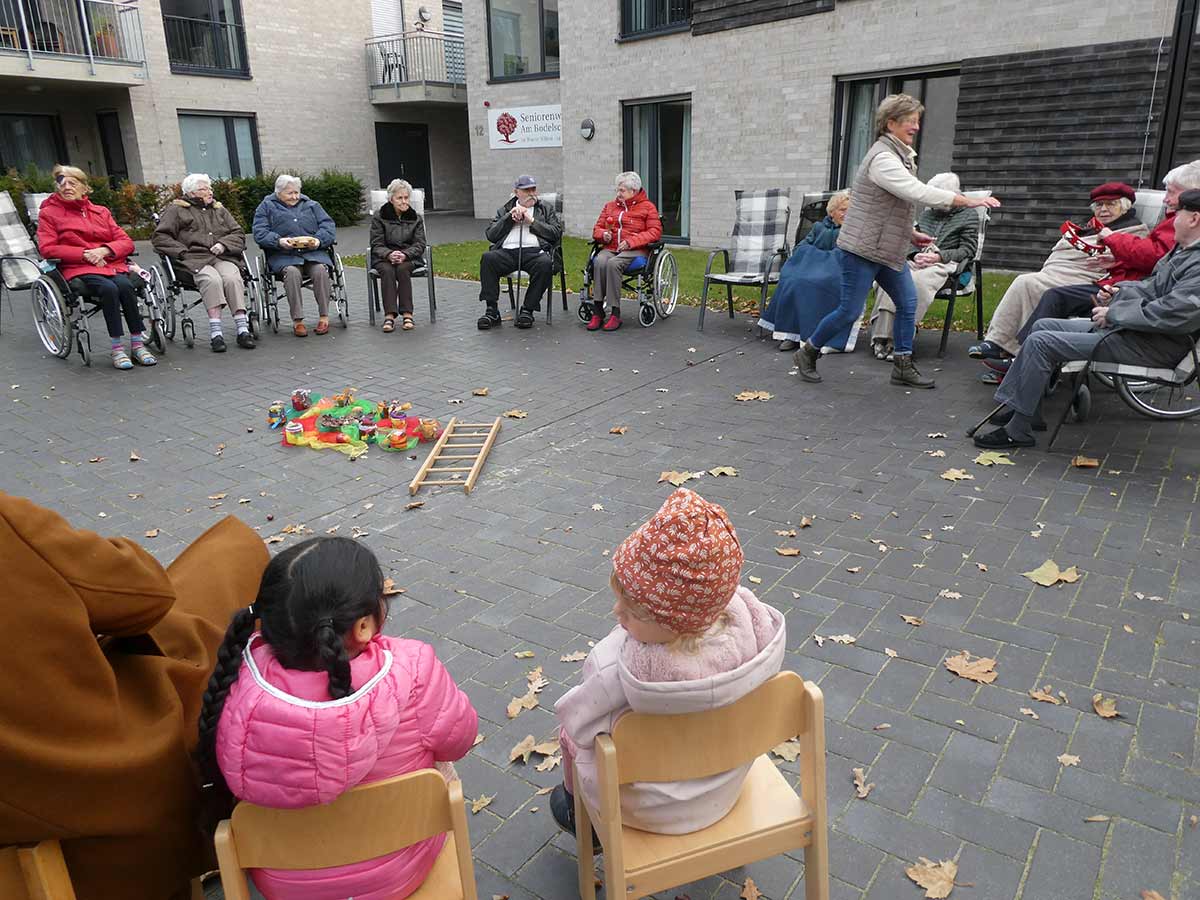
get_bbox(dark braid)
[195,605,257,799]
[315,622,353,699]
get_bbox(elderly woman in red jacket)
[37,164,155,370]
[588,171,663,332]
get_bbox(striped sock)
[111,337,124,352]
[209,317,223,339]
[131,332,144,349]
[234,312,249,335]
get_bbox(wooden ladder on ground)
[408,416,502,495]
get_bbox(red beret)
[1090,182,1136,203]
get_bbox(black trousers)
[1016,283,1097,346]
[479,247,553,311]
[76,273,144,339]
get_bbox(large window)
[623,96,691,241]
[178,113,259,179]
[621,0,691,37]
[161,0,249,76]
[831,68,960,188]
[0,113,65,172]
[486,0,558,80]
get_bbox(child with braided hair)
[197,536,478,900]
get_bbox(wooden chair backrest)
[609,671,809,784]
[0,841,77,900]
[227,769,455,870]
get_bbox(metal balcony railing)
[621,0,691,36]
[366,31,465,87]
[163,13,248,76]
[0,0,146,72]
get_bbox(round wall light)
[579,118,595,141]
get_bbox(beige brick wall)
[462,0,563,217]
[466,0,1174,246]
[126,0,380,190]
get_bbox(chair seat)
[707,272,780,285]
[1062,358,1193,384]
[615,756,811,884]
[408,832,464,900]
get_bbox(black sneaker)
[236,331,256,349]
[967,340,1012,361]
[515,308,534,329]
[988,408,1047,431]
[973,426,1036,449]
[477,307,501,330]
[210,334,227,353]
[549,784,602,854]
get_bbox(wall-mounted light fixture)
[579,118,595,141]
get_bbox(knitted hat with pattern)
[611,488,744,634]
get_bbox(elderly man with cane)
[477,174,563,330]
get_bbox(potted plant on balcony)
[92,21,119,58]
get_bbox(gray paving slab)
[2,270,1197,900]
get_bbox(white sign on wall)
[488,105,562,149]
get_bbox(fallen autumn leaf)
[905,857,958,899]
[470,794,495,814]
[509,735,536,764]
[502,409,528,419]
[974,450,1015,467]
[944,650,998,684]
[1022,559,1082,587]
[1092,693,1121,719]
[853,767,875,799]
[940,468,974,482]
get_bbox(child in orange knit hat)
[551,488,786,840]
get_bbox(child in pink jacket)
[197,536,478,900]
[552,488,786,841]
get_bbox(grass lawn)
[343,238,1017,331]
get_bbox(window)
[96,111,129,182]
[0,113,66,173]
[486,0,558,80]
[1156,0,1200,175]
[621,0,691,37]
[178,113,259,178]
[623,96,691,241]
[831,68,960,188]
[161,0,250,76]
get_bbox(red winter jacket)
[1098,212,1177,287]
[592,190,663,252]
[36,193,134,281]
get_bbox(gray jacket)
[1100,239,1200,369]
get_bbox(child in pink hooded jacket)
[197,536,478,900]
[551,488,786,841]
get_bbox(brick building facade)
[464,0,1200,269]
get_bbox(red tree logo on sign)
[495,112,518,144]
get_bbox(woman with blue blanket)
[758,191,851,352]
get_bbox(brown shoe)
[293,321,307,337]
[314,318,330,335]
[891,354,936,389]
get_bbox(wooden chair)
[214,769,478,900]
[0,840,77,900]
[572,671,829,900]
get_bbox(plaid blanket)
[0,191,41,290]
[727,189,791,275]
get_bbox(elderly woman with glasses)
[152,173,254,352]
[586,171,662,332]
[252,174,337,337]
[968,181,1150,364]
[369,178,427,332]
[35,164,155,369]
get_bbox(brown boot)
[792,342,822,383]
[890,354,935,389]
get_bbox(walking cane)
[515,219,524,313]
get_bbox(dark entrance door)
[375,122,434,208]
[97,111,129,182]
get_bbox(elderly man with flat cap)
[477,174,564,330]
[968,181,1150,366]
[974,188,1200,449]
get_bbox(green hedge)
[2,167,366,235]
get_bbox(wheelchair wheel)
[1094,370,1155,396]
[577,301,592,324]
[639,304,657,328]
[76,328,91,367]
[654,251,679,317]
[1115,375,1200,419]
[1071,383,1091,422]
[182,317,195,349]
[30,277,73,358]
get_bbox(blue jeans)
[809,251,918,355]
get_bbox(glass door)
[623,96,691,242]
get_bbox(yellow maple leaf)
[944,650,998,684]
[1023,559,1082,587]
[905,857,958,899]
[940,468,974,482]
[974,450,1015,467]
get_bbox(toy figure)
[418,419,440,442]
[267,402,286,429]
[291,389,312,412]
[331,387,357,408]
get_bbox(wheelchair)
[2,253,168,367]
[578,241,679,327]
[155,251,263,349]
[256,244,350,332]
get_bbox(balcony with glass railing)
[366,30,465,105]
[0,0,146,83]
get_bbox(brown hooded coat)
[0,493,268,900]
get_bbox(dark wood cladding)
[951,39,1170,271]
[691,0,834,35]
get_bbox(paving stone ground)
[1,269,1198,900]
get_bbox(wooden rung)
[445,442,485,448]
[456,423,495,427]
[430,466,474,472]
[438,454,480,460]
[409,416,502,496]
[420,479,466,485]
